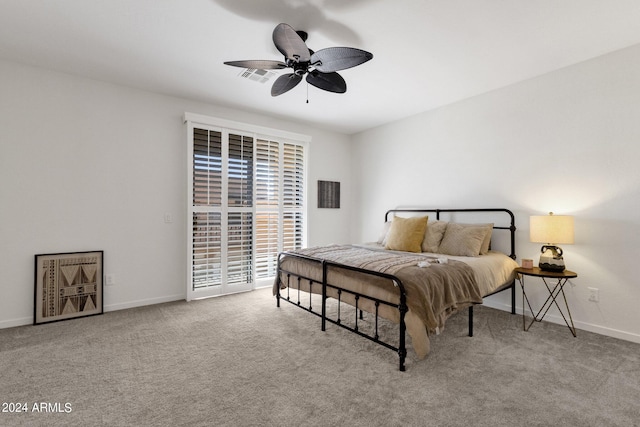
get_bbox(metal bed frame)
[275,208,517,371]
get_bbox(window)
[185,114,308,300]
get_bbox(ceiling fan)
[224,23,373,97]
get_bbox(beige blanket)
[274,244,483,358]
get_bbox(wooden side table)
[515,267,578,337]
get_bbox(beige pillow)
[437,223,488,257]
[385,216,428,253]
[456,223,493,254]
[421,220,448,253]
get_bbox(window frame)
[184,113,309,300]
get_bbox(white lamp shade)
[530,213,574,245]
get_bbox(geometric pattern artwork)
[34,251,103,325]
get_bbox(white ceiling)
[2,0,640,134]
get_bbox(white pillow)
[377,221,392,245]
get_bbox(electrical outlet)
[588,287,599,302]
[105,274,116,286]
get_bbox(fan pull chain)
[306,82,309,104]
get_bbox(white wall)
[0,60,351,328]
[351,44,640,344]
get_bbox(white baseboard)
[0,316,33,329]
[0,294,185,330]
[482,299,640,345]
[104,294,184,312]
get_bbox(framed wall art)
[34,250,104,325]
[318,180,340,209]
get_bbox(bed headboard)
[384,208,516,260]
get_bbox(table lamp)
[530,212,574,272]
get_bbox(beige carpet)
[1,287,639,427]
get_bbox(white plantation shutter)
[227,133,253,286]
[255,212,279,278]
[283,143,304,207]
[255,139,280,279]
[185,114,308,299]
[255,139,280,209]
[283,211,304,252]
[226,212,253,285]
[228,134,253,208]
[191,212,221,289]
[193,128,222,206]
[192,129,222,290]
[282,143,304,252]
[254,140,305,280]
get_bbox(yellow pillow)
[385,216,428,253]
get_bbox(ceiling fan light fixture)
[225,23,372,97]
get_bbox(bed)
[274,208,519,371]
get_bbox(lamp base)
[538,245,566,272]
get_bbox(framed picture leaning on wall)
[34,250,104,325]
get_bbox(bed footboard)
[276,252,410,371]
[276,252,516,371]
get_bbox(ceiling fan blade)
[272,23,310,63]
[271,73,303,96]
[224,60,287,69]
[310,47,373,73]
[306,71,346,94]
